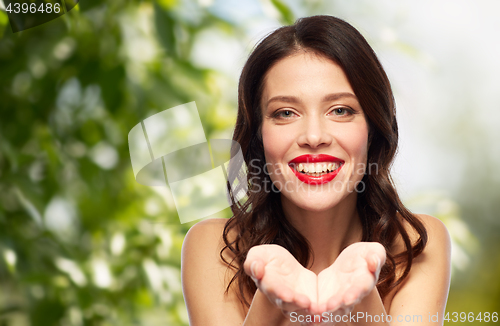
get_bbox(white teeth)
[294,162,341,174]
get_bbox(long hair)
[221,15,427,307]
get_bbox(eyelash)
[330,107,355,116]
[273,110,297,119]
[273,107,355,119]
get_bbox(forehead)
[261,51,355,102]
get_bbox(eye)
[330,107,355,117]
[274,110,297,119]
[332,108,349,116]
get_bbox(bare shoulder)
[181,218,246,325]
[181,217,235,279]
[182,218,228,251]
[390,213,451,256]
[406,213,451,254]
[182,218,239,266]
[386,213,452,320]
[417,213,451,245]
[410,214,452,281]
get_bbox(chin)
[283,192,345,212]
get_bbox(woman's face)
[260,51,369,212]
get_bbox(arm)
[181,218,288,326]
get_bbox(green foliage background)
[0,1,499,325]
[0,1,246,324]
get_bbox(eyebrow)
[265,92,358,107]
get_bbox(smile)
[288,154,344,185]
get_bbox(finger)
[243,257,255,277]
[243,245,271,278]
[281,301,311,316]
[259,279,296,308]
[292,291,312,310]
[366,243,386,270]
[343,289,361,306]
[276,290,312,315]
[271,282,295,303]
[367,255,381,274]
[325,295,343,313]
[342,282,374,306]
[252,260,265,280]
[243,259,265,282]
[323,305,349,322]
[308,300,322,315]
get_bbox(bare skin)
[181,52,451,325]
[182,215,450,326]
[244,242,386,318]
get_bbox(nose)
[296,114,333,149]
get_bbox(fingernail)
[251,261,257,277]
[375,257,382,279]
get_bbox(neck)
[281,192,363,274]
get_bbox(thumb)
[244,259,265,282]
[368,254,385,282]
[366,243,386,276]
[369,255,381,273]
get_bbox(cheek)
[337,123,369,162]
[354,129,369,158]
[261,123,295,175]
[262,123,284,162]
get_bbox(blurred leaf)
[78,0,101,12]
[154,2,178,58]
[271,0,295,25]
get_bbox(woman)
[181,15,451,325]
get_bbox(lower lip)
[289,164,343,185]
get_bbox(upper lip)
[288,154,344,164]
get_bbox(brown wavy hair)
[221,15,427,307]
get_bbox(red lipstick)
[288,154,344,185]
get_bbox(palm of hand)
[244,242,386,317]
[317,243,384,313]
[245,245,318,312]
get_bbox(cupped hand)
[316,242,386,314]
[243,244,318,315]
[243,242,386,324]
